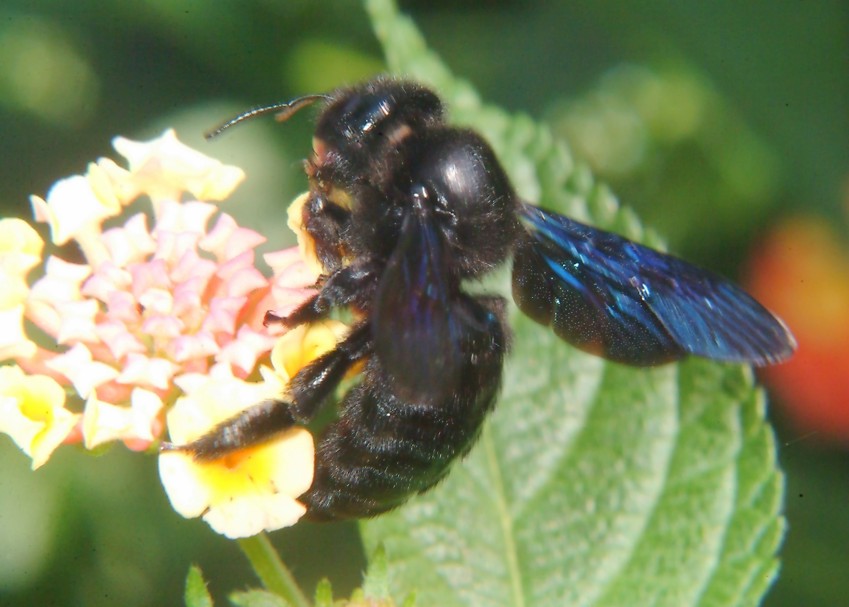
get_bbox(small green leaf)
[314,579,334,607]
[185,565,214,607]
[361,544,390,598]
[360,1,784,606]
[399,592,417,607]
[229,589,290,607]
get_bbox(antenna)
[204,94,331,140]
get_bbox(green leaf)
[360,1,784,606]
[361,544,390,599]
[229,589,290,607]
[314,579,334,607]
[185,565,214,607]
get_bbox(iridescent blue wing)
[512,202,796,366]
[373,201,465,402]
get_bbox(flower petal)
[159,428,313,538]
[0,366,80,469]
[30,174,119,246]
[159,367,315,537]
[215,326,277,375]
[0,305,37,361]
[54,300,100,345]
[29,256,92,301]
[201,213,266,262]
[95,320,147,360]
[82,388,163,449]
[214,251,268,299]
[264,246,320,289]
[153,199,218,236]
[0,218,44,280]
[158,451,215,517]
[271,321,349,382]
[117,353,179,391]
[46,343,119,399]
[99,213,156,266]
[113,129,245,204]
[203,490,307,539]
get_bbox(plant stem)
[237,533,311,607]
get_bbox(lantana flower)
[0,129,335,536]
[158,321,345,538]
[158,364,313,539]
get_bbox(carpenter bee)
[170,78,795,521]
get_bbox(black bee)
[171,78,795,521]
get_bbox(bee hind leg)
[162,321,372,461]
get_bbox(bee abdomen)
[300,358,501,521]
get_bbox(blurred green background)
[1,1,847,605]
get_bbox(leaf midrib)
[481,424,526,607]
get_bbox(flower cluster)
[0,130,339,537]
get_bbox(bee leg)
[163,321,372,461]
[160,398,300,460]
[264,260,380,328]
[286,320,371,416]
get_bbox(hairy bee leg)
[265,260,381,328]
[286,320,371,417]
[165,321,373,461]
[162,398,300,460]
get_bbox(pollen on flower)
[287,191,325,276]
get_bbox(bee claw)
[159,441,185,453]
[263,310,287,327]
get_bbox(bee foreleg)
[265,260,380,328]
